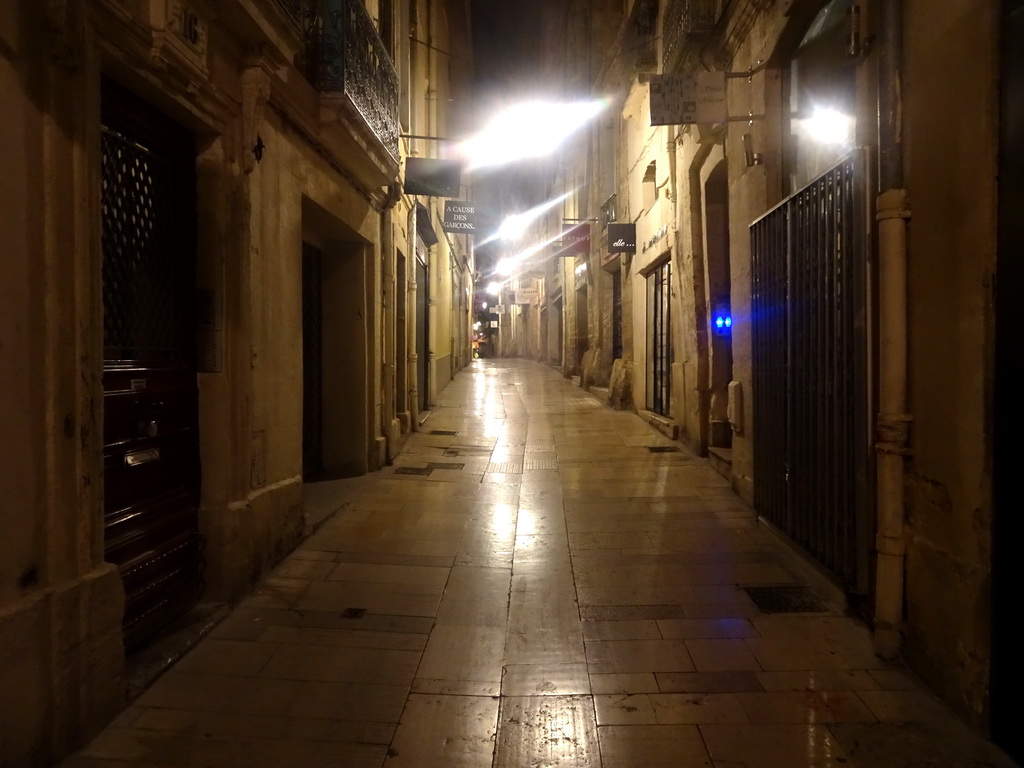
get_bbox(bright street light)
[801,106,854,145]
[459,100,607,170]
[486,282,502,295]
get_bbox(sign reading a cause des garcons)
[442,200,478,233]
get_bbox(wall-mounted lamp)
[742,133,763,167]
[253,134,266,164]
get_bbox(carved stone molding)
[46,0,88,70]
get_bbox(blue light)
[715,316,725,329]
[725,316,732,328]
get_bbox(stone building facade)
[515,0,1019,759]
[0,0,472,764]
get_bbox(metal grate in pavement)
[444,446,493,457]
[487,461,523,474]
[743,585,828,614]
[426,462,465,470]
[524,458,558,471]
[429,430,459,436]
[394,466,434,476]
[646,445,680,453]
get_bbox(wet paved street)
[64,360,1017,767]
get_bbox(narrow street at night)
[61,360,1015,768]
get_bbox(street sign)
[557,222,590,256]
[515,288,539,305]
[442,200,478,233]
[649,71,727,125]
[404,158,462,197]
[608,222,636,254]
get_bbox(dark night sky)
[471,0,549,107]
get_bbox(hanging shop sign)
[515,287,539,305]
[442,200,478,233]
[494,304,506,315]
[556,222,591,257]
[607,222,637,254]
[404,158,462,197]
[649,71,727,126]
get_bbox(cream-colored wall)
[902,0,997,726]
[1,5,125,764]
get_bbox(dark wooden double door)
[101,81,202,650]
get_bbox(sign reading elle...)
[607,222,636,254]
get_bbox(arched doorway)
[703,160,732,452]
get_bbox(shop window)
[643,161,657,212]
[647,259,672,415]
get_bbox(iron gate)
[750,150,872,592]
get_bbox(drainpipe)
[382,211,396,459]
[874,0,912,659]
[408,204,420,427]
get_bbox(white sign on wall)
[515,288,539,305]
[649,71,727,125]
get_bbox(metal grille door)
[101,80,202,649]
[750,151,871,591]
[649,260,672,415]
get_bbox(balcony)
[277,0,400,167]
[662,0,723,72]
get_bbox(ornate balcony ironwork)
[274,0,303,26]
[308,0,400,163]
[662,0,723,72]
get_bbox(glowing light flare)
[487,503,518,539]
[496,193,570,241]
[486,282,503,295]
[459,100,608,170]
[799,106,854,145]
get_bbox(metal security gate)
[750,150,872,592]
[302,243,324,478]
[648,260,672,415]
[101,80,202,649]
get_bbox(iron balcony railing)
[278,0,400,163]
[662,0,723,72]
